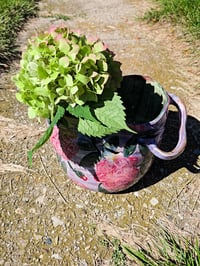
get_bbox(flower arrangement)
[12,25,186,193]
[12,26,135,164]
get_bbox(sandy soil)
[0,0,199,265]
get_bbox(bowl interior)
[118,75,168,124]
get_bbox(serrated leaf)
[94,93,135,133]
[78,118,115,137]
[27,105,65,166]
[67,105,97,122]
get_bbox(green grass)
[100,228,200,265]
[122,230,200,266]
[100,238,127,266]
[143,0,200,40]
[0,0,39,67]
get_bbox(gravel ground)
[0,0,199,265]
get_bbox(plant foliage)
[27,105,65,166]
[13,26,122,120]
[122,230,200,266]
[13,26,135,143]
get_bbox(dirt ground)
[0,0,199,265]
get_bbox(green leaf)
[97,60,108,71]
[79,91,98,103]
[93,41,105,53]
[16,92,23,103]
[56,87,65,95]
[55,95,69,104]
[41,73,59,86]
[37,65,48,79]
[59,56,69,68]
[76,73,90,85]
[27,62,38,76]
[68,44,79,60]
[58,39,70,54]
[67,104,97,122]
[65,74,73,86]
[34,87,49,97]
[28,107,37,119]
[27,105,65,166]
[70,86,79,95]
[58,77,66,87]
[78,118,115,137]
[94,93,135,134]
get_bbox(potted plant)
[13,26,187,193]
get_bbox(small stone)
[76,204,84,208]
[51,216,64,227]
[44,237,52,245]
[150,197,159,206]
[51,253,62,260]
[15,208,24,215]
[18,239,27,248]
[4,263,11,266]
[29,208,36,214]
[35,195,45,205]
[34,234,42,240]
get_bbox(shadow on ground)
[125,111,200,193]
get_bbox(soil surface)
[0,0,199,265]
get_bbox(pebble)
[51,216,64,227]
[133,191,139,197]
[15,208,24,215]
[44,237,52,245]
[35,195,45,205]
[34,234,42,241]
[150,197,159,206]
[51,253,62,260]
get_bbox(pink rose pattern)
[95,155,139,193]
[50,125,142,193]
